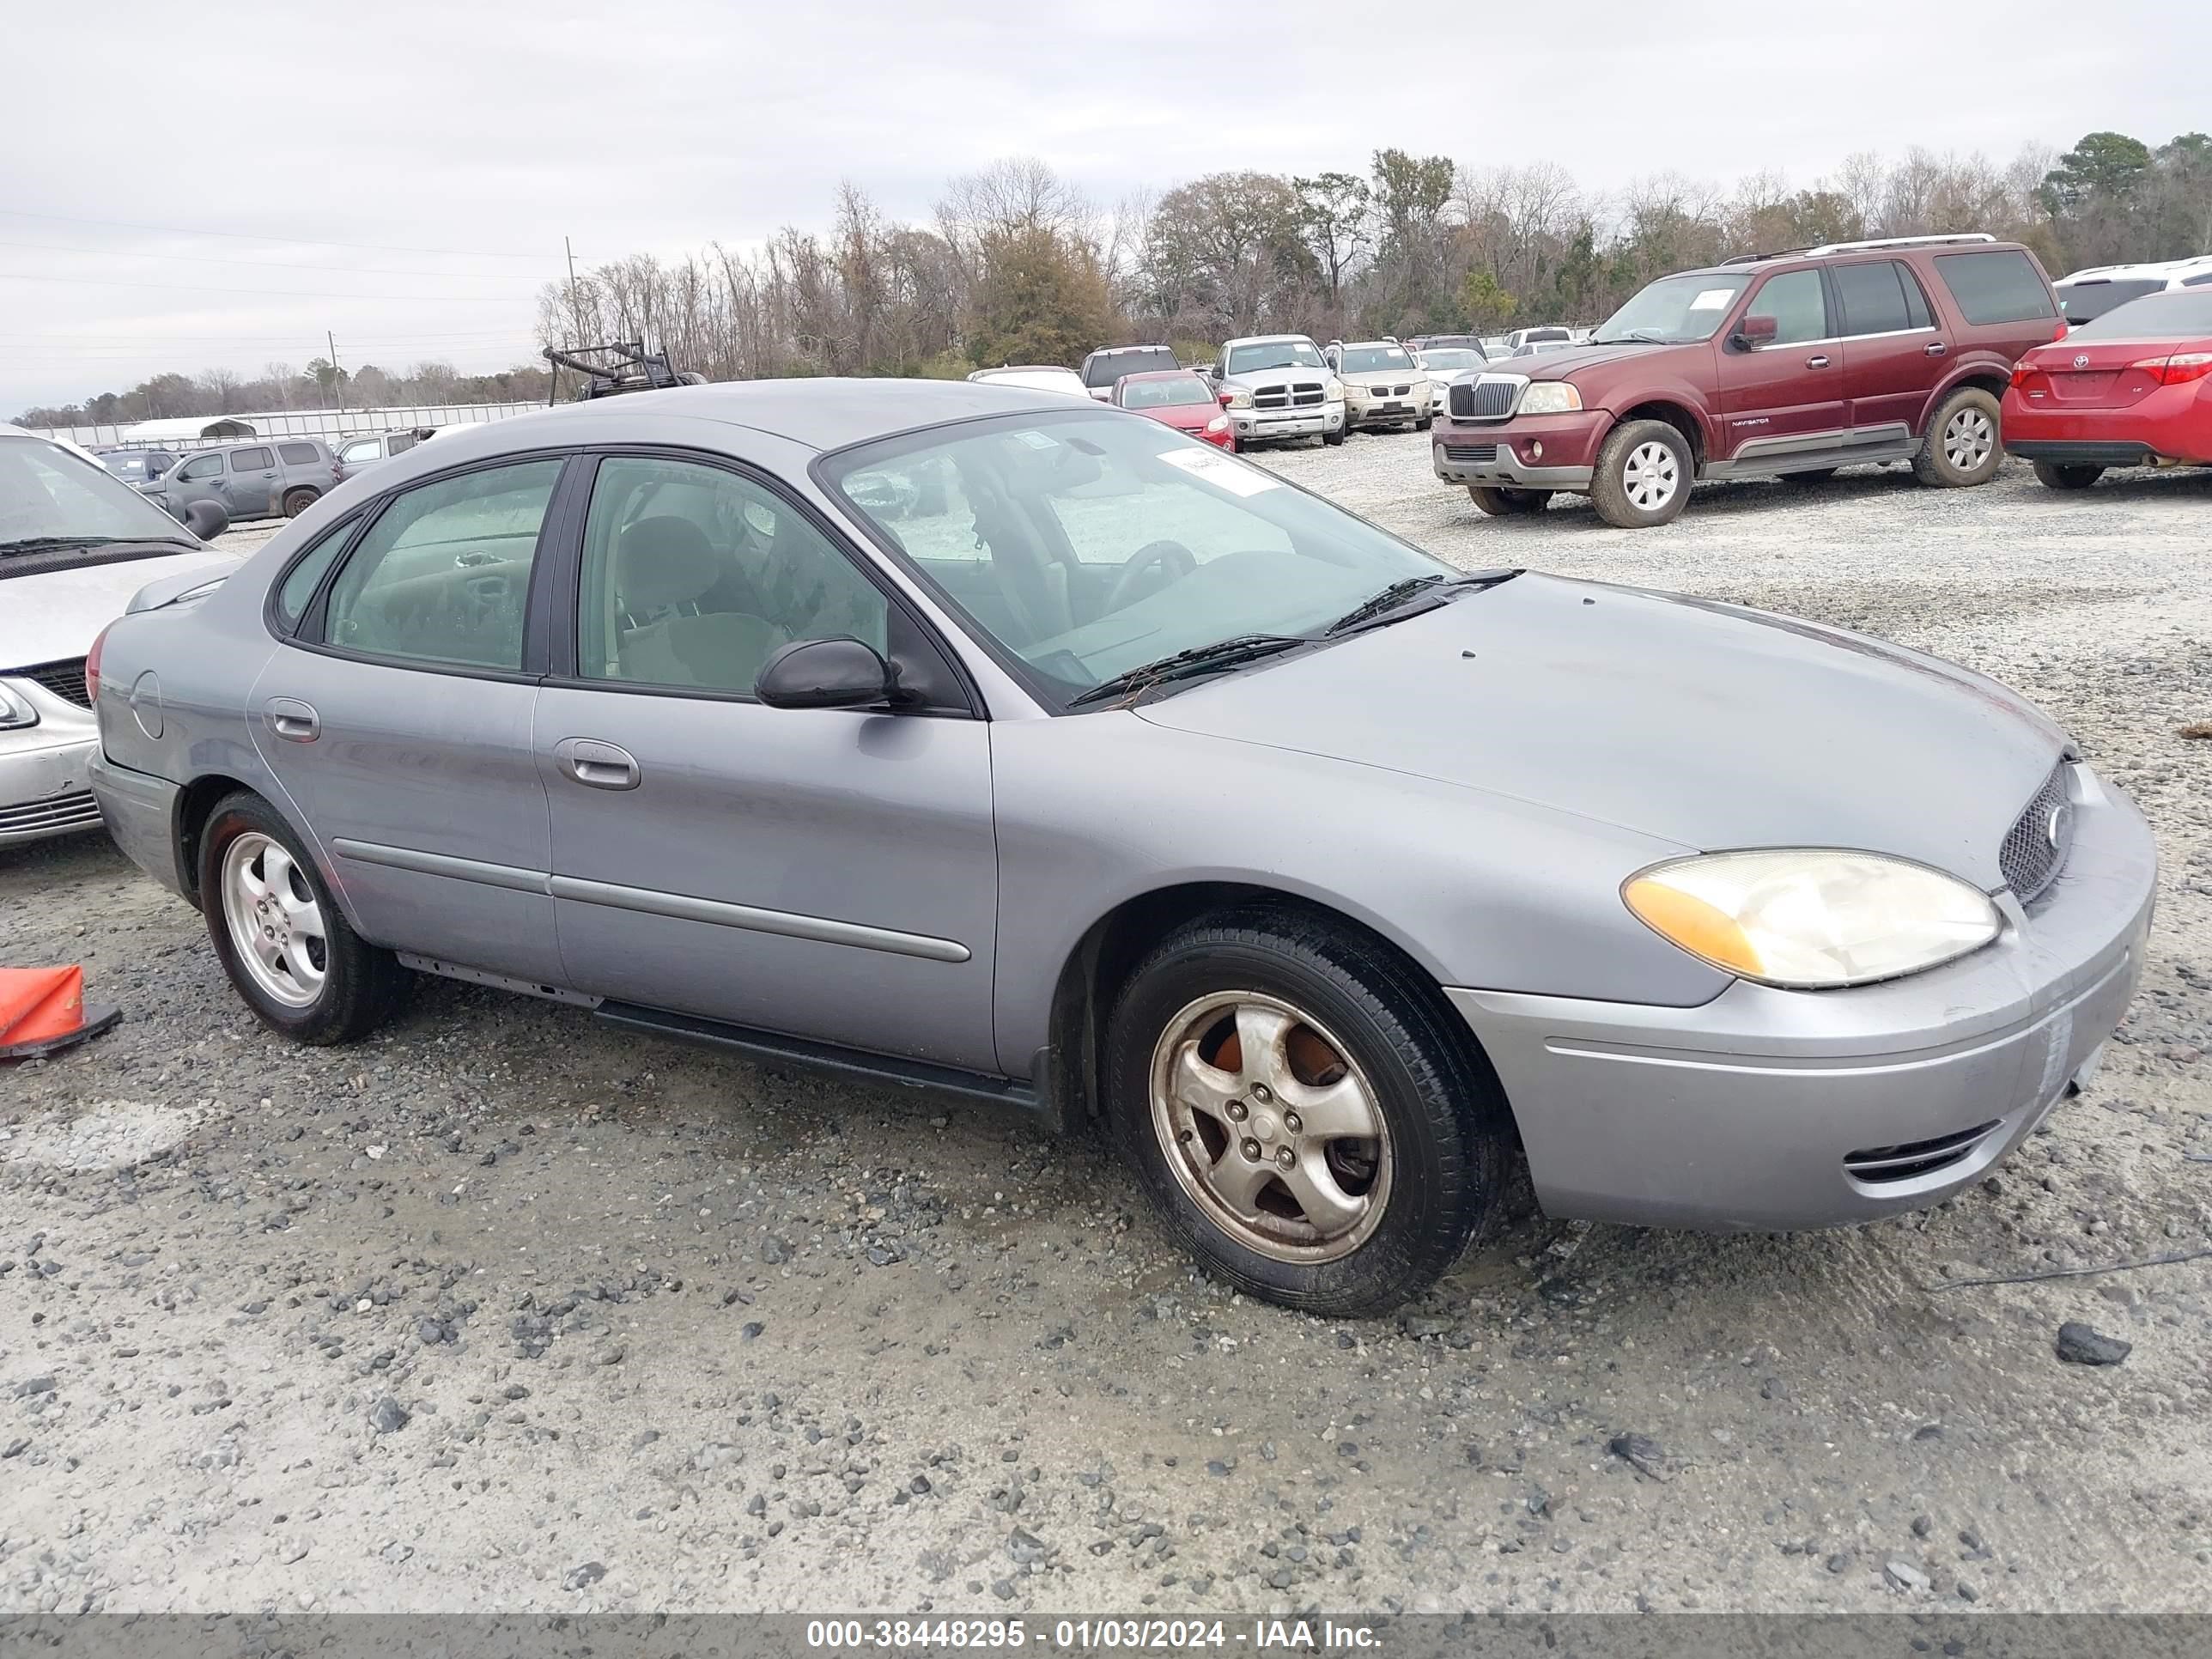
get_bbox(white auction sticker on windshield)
[1688,289,1735,311]
[1158,447,1281,496]
[1007,429,1059,450]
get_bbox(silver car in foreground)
[87,380,2154,1314]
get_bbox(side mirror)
[754,636,896,711]
[182,499,229,541]
[1732,313,1778,349]
[1218,389,1235,406]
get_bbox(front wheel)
[1107,909,1510,1316]
[2033,460,2104,491]
[199,792,407,1044]
[1468,485,1552,516]
[1322,428,1346,447]
[1590,418,1692,527]
[1914,387,2002,488]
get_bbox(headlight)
[1205,414,1229,433]
[1517,382,1583,415]
[1224,386,1254,410]
[0,683,38,732]
[1324,376,1345,401]
[1622,850,2000,988]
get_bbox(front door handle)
[1805,354,1830,368]
[1924,342,1948,357]
[553,737,640,792]
[264,698,319,742]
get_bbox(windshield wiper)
[0,535,111,556]
[1324,571,1520,635]
[1067,635,1309,708]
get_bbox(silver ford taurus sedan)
[86,380,2155,1315]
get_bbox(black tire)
[2033,460,2104,491]
[198,791,407,1044]
[281,486,320,518]
[1322,428,1346,447]
[1468,485,1553,517]
[1913,386,2002,488]
[1105,907,1511,1316]
[1590,417,1693,527]
[1415,416,1433,432]
[1780,467,1838,484]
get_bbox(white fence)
[32,402,544,452]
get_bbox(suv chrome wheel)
[1621,441,1680,513]
[1942,406,1995,473]
[1148,990,1392,1263]
[220,832,327,1008]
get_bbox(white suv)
[2055,254,2212,328]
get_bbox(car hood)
[1340,368,1423,388]
[1133,573,2066,888]
[1496,341,1709,381]
[0,547,229,665]
[1133,404,1215,428]
[1219,362,1331,388]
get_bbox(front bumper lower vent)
[1844,1120,2002,1185]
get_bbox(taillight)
[84,623,112,707]
[2009,362,2035,388]
[2051,321,2069,343]
[2136,352,2212,386]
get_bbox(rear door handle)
[264,698,319,742]
[1805,354,1830,368]
[1924,342,1948,357]
[553,737,640,792]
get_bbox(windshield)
[1338,345,1414,373]
[2069,289,2212,338]
[1416,349,1483,372]
[1224,339,1326,374]
[1591,272,1751,343]
[1,435,194,559]
[2057,278,2168,325]
[823,410,1449,706]
[1119,375,1215,410]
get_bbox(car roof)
[1087,344,1175,356]
[2057,253,2212,283]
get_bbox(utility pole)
[564,235,581,348]
[327,330,346,419]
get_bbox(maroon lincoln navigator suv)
[1432,234,2066,527]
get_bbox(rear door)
[277,441,325,501]
[251,453,575,986]
[1711,268,1845,459]
[1832,258,1946,437]
[225,446,277,518]
[534,449,1000,1070]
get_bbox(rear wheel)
[1468,485,1552,516]
[1107,908,1510,1316]
[199,792,406,1044]
[2033,460,2104,491]
[281,486,320,518]
[1913,387,2002,488]
[1590,418,1692,527]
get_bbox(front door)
[1711,268,1845,461]
[224,446,278,518]
[538,452,1000,1071]
[251,454,572,986]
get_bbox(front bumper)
[1449,763,2156,1230]
[1433,409,1609,488]
[1345,388,1428,429]
[87,751,187,896]
[1230,402,1345,442]
[0,687,104,847]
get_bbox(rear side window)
[389,434,417,454]
[273,520,354,629]
[229,447,274,471]
[1934,250,2056,326]
[319,459,563,671]
[1832,261,1913,336]
[278,442,319,465]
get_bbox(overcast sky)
[9,0,2207,414]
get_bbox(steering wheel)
[1104,539,1198,612]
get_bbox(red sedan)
[2004,288,2212,489]
[1112,370,1237,450]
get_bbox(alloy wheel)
[1943,407,1995,472]
[220,832,328,1008]
[1148,991,1392,1263]
[1621,441,1680,513]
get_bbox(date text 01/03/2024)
[802,1617,1383,1651]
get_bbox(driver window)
[1745,270,1829,345]
[178,454,223,482]
[577,456,887,696]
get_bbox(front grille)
[0,791,103,837]
[1252,380,1326,411]
[7,658,91,708]
[1291,382,1324,407]
[1999,763,2075,904]
[1390,384,1411,397]
[1442,443,1500,464]
[1449,375,1523,421]
[1844,1121,2002,1185]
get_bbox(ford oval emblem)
[2073,353,2091,369]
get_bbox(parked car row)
[82,425,452,527]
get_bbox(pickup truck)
[1212,335,1346,447]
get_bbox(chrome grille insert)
[1449,374,1527,422]
[0,791,103,837]
[1999,763,2075,904]
[6,658,91,709]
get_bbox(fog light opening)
[1528,441,1545,461]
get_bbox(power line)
[0,206,546,260]
[0,236,550,281]
[0,270,537,302]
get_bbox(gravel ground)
[5,445,2212,1616]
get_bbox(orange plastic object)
[0,965,121,1060]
